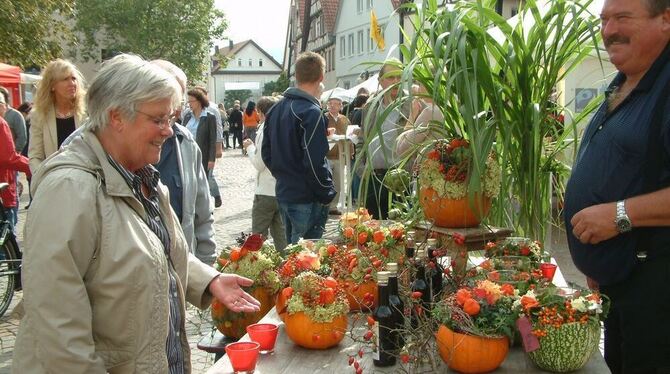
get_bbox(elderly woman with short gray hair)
[12,54,260,374]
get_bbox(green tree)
[73,0,226,82]
[263,71,290,95]
[0,0,75,68]
[224,90,252,110]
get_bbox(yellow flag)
[370,10,385,50]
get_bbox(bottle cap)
[386,263,398,273]
[377,271,391,284]
[415,249,426,260]
[427,238,438,247]
[407,230,416,238]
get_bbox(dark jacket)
[261,87,336,205]
[228,108,243,131]
[183,111,217,171]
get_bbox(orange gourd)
[339,279,378,312]
[211,287,277,339]
[275,288,290,322]
[284,311,348,349]
[435,325,509,374]
[419,187,491,228]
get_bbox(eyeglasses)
[135,110,173,130]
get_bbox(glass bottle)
[373,271,397,367]
[410,249,431,329]
[386,262,405,352]
[405,230,416,259]
[426,238,444,303]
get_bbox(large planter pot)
[285,311,348,349]
[211,287,277,339]
[420,187,491,228]
[436,325,509,374]
[528,321,600,372]
[340,279,378,312]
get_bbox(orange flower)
[480,259,493,271]
[500,283,515,296]
[358,231,369,245]
[488,270,500,282]
[463,298,481,316]
[230,248,241,262]
[520,295,540,311]
[456,289,472,306]
[373,230,385,244]
[343,226,355,238]
[427,149,440,160]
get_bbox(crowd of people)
[1,0,668,372]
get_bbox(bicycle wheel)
[0,236,19,318]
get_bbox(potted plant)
[282,271,349,349]
[515,287,609,372]
[418,138,501,228]
[332,221,406,310]
[211,234,283,339]
[433,280,518,373]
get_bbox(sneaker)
[214,196,222,208]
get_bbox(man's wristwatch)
[615,200,632,233]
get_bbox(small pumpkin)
[340,279,378,312]
[420,187,491,228]
[435,324,509,374]
[285,311,348,349]
[275,287,291,322]
[211,287,277,339]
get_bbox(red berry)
[358,349,364,358]
[401,354,410,363]
[354,361,360,369]
[364,330,373,341]
[348,356,355,365]
[411,291,423,299]
[356,368,363,374]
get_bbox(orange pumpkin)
[420,187,491,228]
[275,288,289,322]
[211,287,277,339]
[339,279,378,312]
[435,325,509,374]
[285,311,348,349]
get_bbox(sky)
[214,0,291,63]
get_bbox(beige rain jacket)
[12,130,219,373]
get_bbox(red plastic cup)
[540,263,557,282]
[246,323,279,354]
[225,341,260,373]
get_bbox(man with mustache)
[564,0,670,372]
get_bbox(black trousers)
[232,129,243,149]
[600,255,670,374]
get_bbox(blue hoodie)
[261,87,336,205]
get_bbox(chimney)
[214,45,219,55]
[229,40,234,49]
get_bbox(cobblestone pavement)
[0,146,587,373]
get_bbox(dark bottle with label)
[386,263,405,352]
[410,249,431,329]
[405,231,416,259]
[426,238,444,302]
[373,271,397,367]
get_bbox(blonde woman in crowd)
[28,59,86,173]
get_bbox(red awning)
[0,63,22,85]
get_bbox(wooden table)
[206,265,609,374]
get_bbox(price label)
[517,316,540,352]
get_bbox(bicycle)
[0,182,22,318]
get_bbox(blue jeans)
[278,202,329,244]
[5,206,17,234]
[207,169,220,198]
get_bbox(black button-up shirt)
[564,43,670,286]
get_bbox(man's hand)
[570,202,618,244]
[243,139,253,150]
[208,274,261,313]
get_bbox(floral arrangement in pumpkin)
[485,237,545,264]
[278,239,332,285]
[214,234,283,294]
[418,138,501,200]
[433,280,519,339]
[515,287,609,339]
[283,271,349,323]
[339,207,373,228]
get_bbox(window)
[248,58,253,67]
[316,16,322,36]
[259,59,263,67]
[511,6,519,17]
[357,0,363,13]
[237,58,242,67]
[344,81,350,89]
[357,30,364,54]
[340,36,346,58]
[367,0,373,9]
[348,33,354,56]
[367,28,372,52]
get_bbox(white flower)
[571,297,588,313]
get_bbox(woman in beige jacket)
[13,54,260,374]
[28,59,87,174]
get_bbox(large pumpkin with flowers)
[418,138,501,227]
[211,234,283,339]
[282,272,349,349]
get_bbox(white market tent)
[346,73,379,98]
[320,87,355,103]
